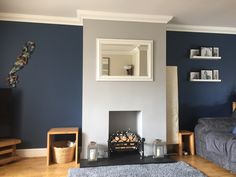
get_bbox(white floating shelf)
[190,56,221,60]
[190,79,221,82]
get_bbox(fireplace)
[108,111,144,158]
[108,129,145,158]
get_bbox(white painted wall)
[82,19,167,158]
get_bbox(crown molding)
[167,24,236,34]
[0,13,82,26]
[2,12,236,34]
[77,10,173,24]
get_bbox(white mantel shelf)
[190,56,221,60]
[190,79,221,82]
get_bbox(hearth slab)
[80,155,176,168]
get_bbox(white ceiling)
[0,0,236,27]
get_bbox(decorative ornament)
[123,64,134,76]
[7,41,36,87]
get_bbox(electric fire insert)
[108,129,145,158]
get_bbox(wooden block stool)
[47,127,79,166]
[178,130,195,156]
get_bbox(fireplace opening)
[108,111,144,158]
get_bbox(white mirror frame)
[96,38,153,81]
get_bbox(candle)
[156,148,160,157]
[89,149,96,160]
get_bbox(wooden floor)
[174,156,236,177]
[0,156,235,177]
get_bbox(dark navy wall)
[167,31,236,131]
[0,21,83,148]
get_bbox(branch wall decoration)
[7,41,36,88]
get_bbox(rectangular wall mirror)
[96,38,153,81]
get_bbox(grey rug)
[68,161,207,177]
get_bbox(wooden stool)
[178,130,195,156]
[47,127,79,166]
[0,139,21,165]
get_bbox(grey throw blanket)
[228,137,236,162]
[206,131,236,162]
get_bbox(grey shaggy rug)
[68,161,207,177]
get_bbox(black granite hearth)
[80,153,176,168]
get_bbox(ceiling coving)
[0,0,236,30]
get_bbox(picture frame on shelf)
[190,49,200,58]
[213,70,219,80]
[213,47,220,57]
[201,70,213,80]
[190,72,200,80]
[201,47,213,57]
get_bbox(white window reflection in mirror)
[96,39,153,81]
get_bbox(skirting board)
[16,148,47,157]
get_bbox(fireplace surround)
[82,19,167,159]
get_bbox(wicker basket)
[52,141,75,164]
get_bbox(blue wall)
[167,31,236,131]
[0,21,83,148]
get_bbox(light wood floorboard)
[174,156,236,177]
[0,157,79,177]
[0,156,235,177]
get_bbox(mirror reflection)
[97,39,153,81]
[101,44,148,76]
